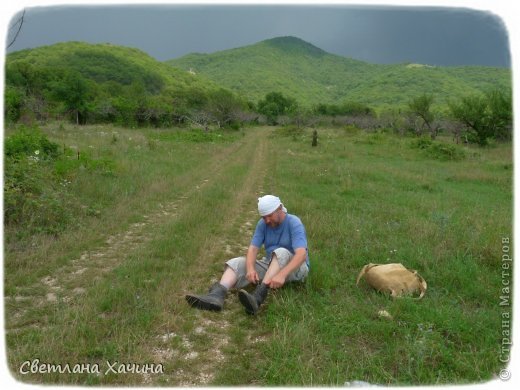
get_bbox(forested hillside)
[167,36,511,109]
[5,42,246,127]
[4,38,512,144]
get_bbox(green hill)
[5,42,235,126]
[167,36,511,110]
[7,41,219,94]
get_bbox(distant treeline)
[5,61,253,129]
[252,90,512,145]
[4,42,512,146]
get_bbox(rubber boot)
[185,282,228,311]
[238,283,269,315]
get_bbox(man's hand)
[266,273,286,289]
[246,269,260,284]
[245,245,260,284]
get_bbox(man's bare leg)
[219,266,238,289]
[262,254,281,285]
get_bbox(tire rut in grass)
[151,129,270,386]
[4,137,247,333]
[6,128,271,386]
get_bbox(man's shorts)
[225,247,309,289]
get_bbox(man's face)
[262,207,282,228]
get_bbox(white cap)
[258,195,287,216]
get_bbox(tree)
[128,81,149,126]
[143,95,173,128]
[449,95,489,145]
[257,92,297,125]
[486,89,512,141]
[449,89,512,145]
[50,71,90,125]
[206,88,245,128]
[6,61,51,97]
[408,94,438,139]
[4,85,24,123]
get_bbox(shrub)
[448,89,512,146]
[4,150,71,237]
[411,137,465,161]
[426,142,466,161]
[227,121,241,131]
[4,125,116,242]
[4,85,24,123]
[412,137,433,150]
[5,125,60,160]
[257,92,298,125]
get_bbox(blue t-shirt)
[251,213,310,267]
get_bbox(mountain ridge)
[167,36,511,109]
[5,38,511,114]
[262,36,328,57]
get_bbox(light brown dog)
[356,263,427,299]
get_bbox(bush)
[5,125,60,160]
[227,121,241,131]
[4,125,116,242]
[4,85,25,123]
[448,89,512,146]
[257,92,298,125]
[412,137,433,150]
[4,145,71,237]
[427,143,466,161]
[411,137,465,161]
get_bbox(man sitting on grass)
[186,195,310,315]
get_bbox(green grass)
[233,128,511,385]
[4,123,242,287]
[4,124,511,385]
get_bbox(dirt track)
[5,127,271,385]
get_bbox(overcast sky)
[4,4,511,67]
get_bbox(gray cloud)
[6,5,510,67]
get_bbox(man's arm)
[245,244,260,284]
[267,247,307,289]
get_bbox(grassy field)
[3,123,512,385]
